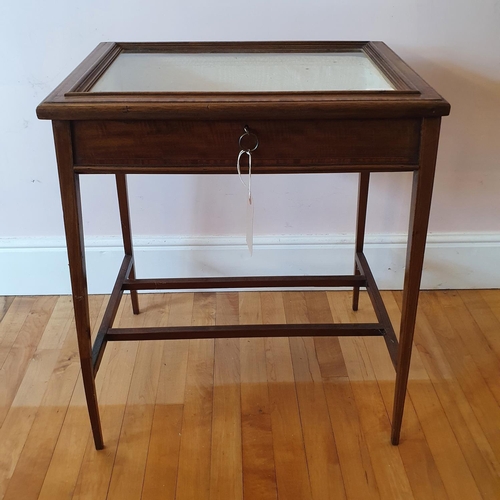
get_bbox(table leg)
[391,118,441,445]
[53,121,104,449]
[116,174,140,314]
[353,172,370,311]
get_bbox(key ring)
[238,126,259,153]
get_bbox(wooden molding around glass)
[37,41,449,121]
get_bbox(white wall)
[1,1,499,293]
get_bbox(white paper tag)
[237,149,254,256]
[246,195,254,255]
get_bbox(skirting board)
[1,233,499,295]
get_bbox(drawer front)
[72,119,421,173]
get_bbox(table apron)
[71,118,422,173]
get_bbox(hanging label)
[237,149,254,255]
[246,194,254,255]
[237,126,259,256]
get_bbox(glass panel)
[89,51,395,92]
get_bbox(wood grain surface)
[0,290,498,499]
[71,118,420,172]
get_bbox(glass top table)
[37,41,449,120]
[37,42,450,451]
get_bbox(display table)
[37,41,450,450]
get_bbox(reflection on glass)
[90,52,395,92]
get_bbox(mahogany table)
[37,41,450,450]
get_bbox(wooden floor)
[0,290,500,499]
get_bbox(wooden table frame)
[38,41,450,450]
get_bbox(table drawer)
[72,119,421,173]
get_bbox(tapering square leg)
[391,118,441,445]
[353,172,370,311]
[116,173,140,314]
[53,121,104,449]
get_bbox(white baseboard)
[1,233,499,295]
